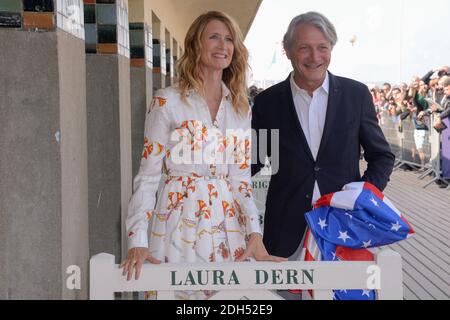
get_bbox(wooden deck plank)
[388,242,450,296]
[403,282,419,300]
[389,244,449,299]
[399,265,435,300]
[386,184,450,230]
[387,189,450,227]
[404,237,450,270]
[388,172,450,209]
[384,183,450,232]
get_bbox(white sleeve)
[125,89,172,249]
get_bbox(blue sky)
[245,0,449,86]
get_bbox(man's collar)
[290,71,330,96]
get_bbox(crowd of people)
[369,66,450,186]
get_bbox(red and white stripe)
[299,182,413,299]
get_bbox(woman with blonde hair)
[121,11,285,298]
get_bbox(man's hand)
[434,117,444,130]
[236,233,288,262]
[438,66,449,74]
[120,247,161,281]
[417,111,426,120]
[430,103,440,113]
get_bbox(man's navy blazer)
[251,72,395,258]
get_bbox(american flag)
[300,182,414,300]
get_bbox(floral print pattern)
[126,84,262,297]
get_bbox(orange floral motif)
[142,137,163,159]
[234,200,246,226]
[239,139,251,169]
[231,135,238,150]
[209,252,216,262]
[142,137,153,160]
[238,181,253,198]
[154,96,167,107]
[155,143,163,155]
[218,242,230,259]
[178,120,208,151]
[146,211,153,221]
[147,97,167,114]
[167,192,184,211]
[216,133,227,153]
[183,177,196,194]
[226,180,233,192]
[195,200,211,219]
[234,247,245,260]
[222,201,236,218]
[192,172,202,178]
[208,184,218,204]
[166,176,182,185]
[175,127,188,139]
[200,125,208,141]
[239,161,249,170]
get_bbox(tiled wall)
[129,22,153,68]
[1,1,176,68]
[153,38,166,75]
[116,0,129,58]
[0,0,55,30]
[166,48,173,79]
[144,24,153,69]
[56,0,85,40]
[83,0,129,57]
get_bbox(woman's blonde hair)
[176,11,249,116]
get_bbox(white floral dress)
[126,83,261,273]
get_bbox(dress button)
[314,166,320,172]
[305,194,311,199]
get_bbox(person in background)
[382,82,392,100]
[408,76,430,170]
[433,76,450,131]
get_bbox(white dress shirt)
[290,71,330,205]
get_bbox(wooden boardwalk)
[363,163,450,300]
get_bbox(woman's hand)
[236,233,288,262]
[120,247,161,281]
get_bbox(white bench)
[89,248,403,300]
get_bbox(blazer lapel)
[317,72,342,159]
[280,76,315,162]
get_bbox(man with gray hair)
[251,11,395,295]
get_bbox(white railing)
[89,249,403,300]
